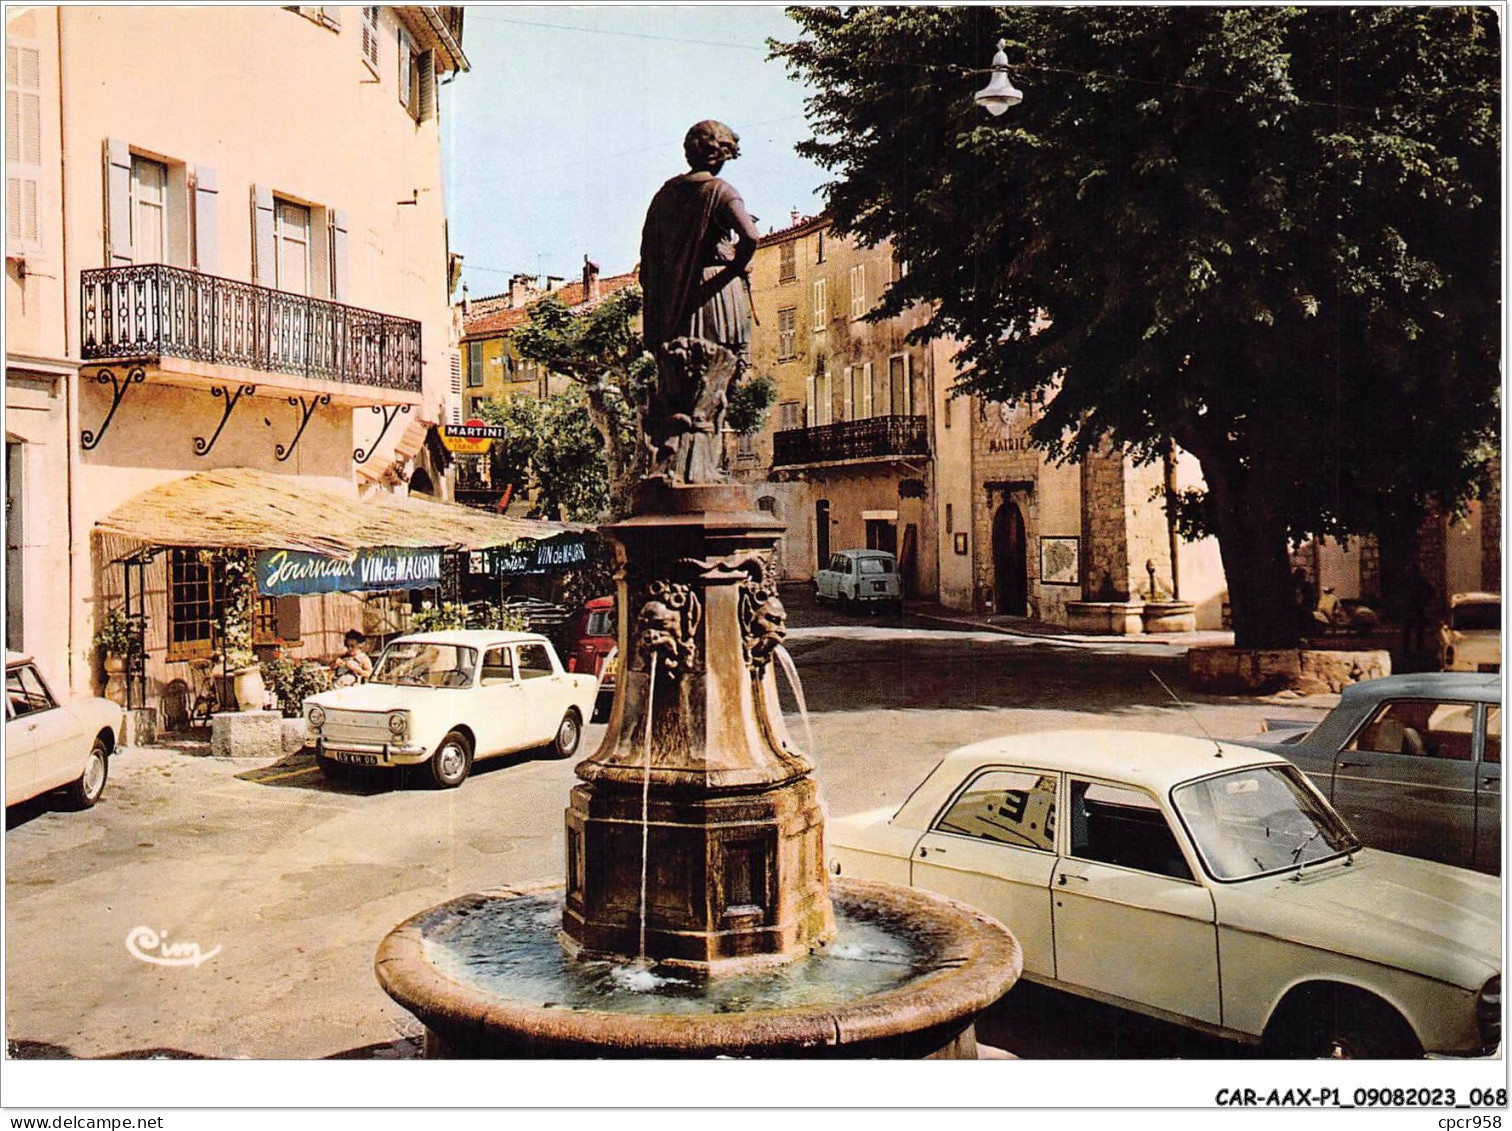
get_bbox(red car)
[568,597,617,722]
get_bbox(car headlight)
[387,711,408,737]
[307,705,325,729]
[1477,975,1500,1048]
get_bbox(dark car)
[568,596,616,723]
[1246,673,1500,874]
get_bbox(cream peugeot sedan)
[828,731,1500,1058]
[303,630,598,789]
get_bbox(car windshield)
[370,643,477,689]
[857,558,894,575]
[585,611,615,636]
[1452,601,1501,632]
[1172,764,1359,881]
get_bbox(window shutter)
[105,138,132,265]
[329,209,349,302]
[361,7,381,72]
[192,164,218,274]
[5,43,42,254]
[861,361,873,418]
[251,184,275,285]
[805,374,816,428]
[417,50,436,122]
[843,366,853,421]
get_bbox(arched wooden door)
[993,501,1028,615]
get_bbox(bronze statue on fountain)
[638,119,760,489]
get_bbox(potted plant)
[92,607,139,705]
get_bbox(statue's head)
[684,120,740,171]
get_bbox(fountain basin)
[375,877,1023,1058]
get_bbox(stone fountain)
[374,122,1021,1058]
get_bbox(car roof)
[896,731,1287,825]
[1337,671,1501,703]
[1449,591,1501,607]
[836,549,895,559]
[389,630,549,648]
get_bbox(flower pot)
[103,653,127,705]
[233,666,266,712]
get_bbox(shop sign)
[439,419,507,455]
[257,546,445,596]
[468,535,593,577]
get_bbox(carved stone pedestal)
[561,482,836,972]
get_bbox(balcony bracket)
[193,383,258,457]
[80,366,147,451]
[353,403,413,465]
[275,394,331,463]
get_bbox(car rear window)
[857,558,894,575]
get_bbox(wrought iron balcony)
[772,414,930,468]
[80,264,422,394]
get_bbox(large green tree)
[477,392,610,523]
[775,6,1499,647]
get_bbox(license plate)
[334,752,378,765]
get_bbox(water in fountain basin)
[772,644,816,761]
[420,892,941,1015]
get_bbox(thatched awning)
[94,467,583,558]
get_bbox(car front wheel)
[64,737,110,809]
[428,730,473,789]
[1265,987,1422,1059]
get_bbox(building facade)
[736,216,947,597]
[737,216,1230,628]
[454,261,636,509]
[4,5,467,697]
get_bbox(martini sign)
[439,419,508,455]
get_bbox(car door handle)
[1057,872,1089,885]
[918,846,945,858]
[1337,759,1364,770]
[1484,776,1500,790]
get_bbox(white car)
[5,651,122,810]
[1440,592,1501,673]
[828,730,1500,1058]
[302,630,598,789]
[813,550,903,612]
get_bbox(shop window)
[168,548,224,657]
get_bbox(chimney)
[461,282,470,317]
[583,256,601,302]
[791,208,800,226]
[509,273,536,308]
[545,275,566,292]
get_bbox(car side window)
[1068,779,1193,881]
[6,665,57,718]
[932,769,1056,852]
[516,643,553,680]
[480,647,516,686]
[1484,706,1500,765]
[1348,699,1476,761]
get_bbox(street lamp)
[974,39,1024,115]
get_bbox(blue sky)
[441,6,827,297]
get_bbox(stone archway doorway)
[992,501,1028,616]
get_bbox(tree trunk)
[1198,452,1302,649]
[582,385,637,519]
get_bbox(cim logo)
[125,926,221,968]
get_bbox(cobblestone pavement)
[5,600,1331,1060]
